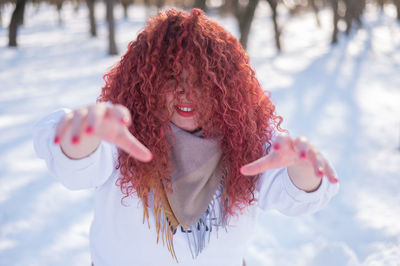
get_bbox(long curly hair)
[99,8,283,218]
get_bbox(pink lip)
[175,104,195,118]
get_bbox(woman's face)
[166,71,200,133]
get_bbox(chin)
[171,118,199,133]
[177,123,199,133]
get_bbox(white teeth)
[177,106,193,112]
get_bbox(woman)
[33,8,339,266]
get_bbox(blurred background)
[0,0,399,265]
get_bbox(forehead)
[170,68,199,82]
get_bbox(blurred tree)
[194,0,206,10]
[309,0,321,26]
[330,0,339,43]
[233,0,260,49]
[155,0,165,11]
[344,0,365,35]
[330,0,366,43]
[87,0,97,35]
[393,0,400,20]
[121,0,134,18]
[265,0,281,51]
[8,0,26,47]
[106,0,118,54]
[56,0,63,25]
[0,1,3,26]
[378,0,384,9]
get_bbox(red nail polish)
[317,169,324,177]
[331,177,339,183]
[72,136,80,145]
[120,117,129,125]
[54,136,60,144]
[86,126,94,134]
[273,144,280,150]
[300,151,307,159]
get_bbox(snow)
[1,2,399,266]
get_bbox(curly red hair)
[99,8,283,218]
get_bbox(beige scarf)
[165,123,223,229]
[147,123,224,260]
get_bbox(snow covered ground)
[0,2,399,266]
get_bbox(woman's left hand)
[240,134,339,186]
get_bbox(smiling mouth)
[175,104,195,117]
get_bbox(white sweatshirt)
[33,109,339,266]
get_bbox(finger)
[308,149,325,178]
[240,154,281,176]
[271,133,292,151]
[86,104,107,135]
[114,127,153,162]
[104,104,131,126]
[113,104,132,126]
[293,136,310,159]
[54,112,73,144]
[69,109,88,145]
[241,134,296,176]
[323,159,339,183]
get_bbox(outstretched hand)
[240,134,338,184]
[54,103,153,162]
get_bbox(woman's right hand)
[54,103,153,162]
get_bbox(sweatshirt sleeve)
[256,166,339,216]
[33,108,117,190]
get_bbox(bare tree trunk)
[86,0,97,36]
[8,0,26,47]
[106,0,118,55]
[331,0,339,44]
[354,0,365,27]
[122,3,128,18]
[74,0,81,13]
[234,0,259,50]
[220,0,234,15]
[144,0,151,19]
[56,1,63,26]
[378,0,384,10]
[17,0,25,26]
[121,0,130,19]
[265,0,281,51]
[344,0,353,35]
[309,0,321,27]
[156,0,165,11]
[344,0,365,35]
[194,0,206,10]
[392,0,400,20]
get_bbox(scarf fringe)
[141,181,228,261]
[142,189,179,262]
[181,181,228,259]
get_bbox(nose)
[177,84,190,95]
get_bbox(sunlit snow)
[1,2,399,265]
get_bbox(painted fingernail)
[86,126,94,134]
[54,136,60,144]
[317,168,324,177]
[71,136,80,145]
[120,117,129,125]
[300,151,307,159]
[330,177,339,183]
[273,144,280,150]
